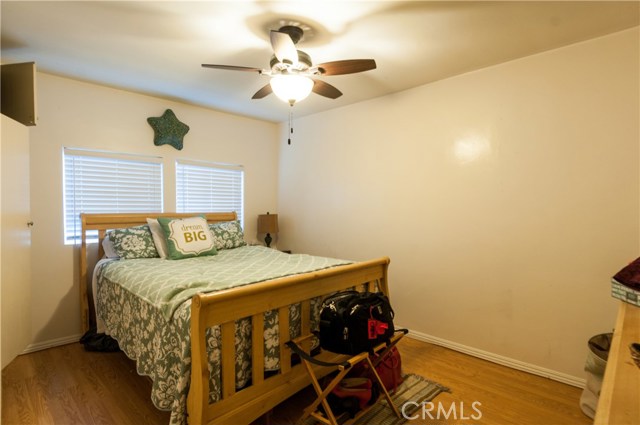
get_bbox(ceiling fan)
[202,25,377,105]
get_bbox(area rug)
[304,373,449,425]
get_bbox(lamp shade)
[257,213,279,234]
[270,75,313,105]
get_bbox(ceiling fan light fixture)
[270,74,313,105]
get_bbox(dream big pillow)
[157,216,217,260]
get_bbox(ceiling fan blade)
[312,79,342,99]
[316,59,377,76]
[202,64,262,73]
[252,84,273,100]
[270,30,298,66]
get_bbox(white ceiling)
[1,1,638,123]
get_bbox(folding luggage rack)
[288,331,405,425]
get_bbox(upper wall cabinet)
[1,62,37,126]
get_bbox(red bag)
[374,346,403,392]
[351,346,403,393]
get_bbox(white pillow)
[146,217,169,259]
[102,234,119,258]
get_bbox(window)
[63,148,163,244]
[176,160,244,224]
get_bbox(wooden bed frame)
[79,212,392,425]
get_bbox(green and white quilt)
[95,245,350,425]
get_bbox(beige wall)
[277,28,640,381]
[27,73,279,348]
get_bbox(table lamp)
[257,212,279,248]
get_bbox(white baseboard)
[21,329,586,389]
[404,328,586,389]
[23,333,83,354]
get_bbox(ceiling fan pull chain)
[288,108,293,145]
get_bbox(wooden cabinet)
[1,62,37,126]
[1,114,32,369]
[594,302,640,424]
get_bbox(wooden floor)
[2,337,592,425]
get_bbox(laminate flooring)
[2,337,592,424]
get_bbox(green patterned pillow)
[209,220,247,250]
[108,225,159,259]
[157,216,217,260]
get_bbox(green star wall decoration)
[147,109,190,150]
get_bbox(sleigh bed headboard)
[78,211,238,333]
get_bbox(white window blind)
[176,160,244,224]
[63,148,163,244]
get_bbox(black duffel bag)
[319,290,395,355]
